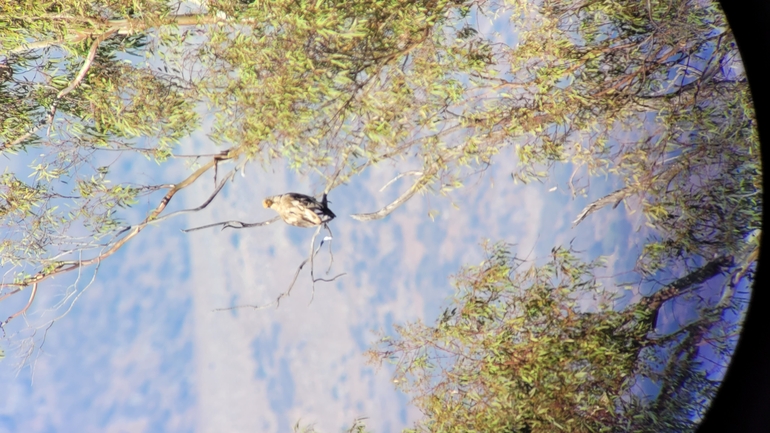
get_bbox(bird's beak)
[262,199,270,208]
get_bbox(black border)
[697,1,770,432]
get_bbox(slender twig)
[5,14,227,57]
[572,186,631,227]
[141,160,243,229]
[213,227,345,312]
[182,216,281,232]
[325,224,335,274]
[0,146,246,293]
[289,225,324,307]
[379,171,424,192]
[0,283,38,332]
[351,171,434,221]
[572,161,684,227]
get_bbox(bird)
[262,193,336,228]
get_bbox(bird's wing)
[283,193,318,208]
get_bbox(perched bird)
[262,193,336,228]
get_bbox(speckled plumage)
[262,193,336,228]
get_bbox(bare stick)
[572,162,685,227]
[379,171,423,192]
[0,283,38,332]
[572,186,631,228]
[351,172,433,221]
[0,146,247,293]
[182,216,281,232]
[325,224,334,274]
[144,171,232,226]
[214,231,345,312]
[295,226,324,307]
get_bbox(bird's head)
[262,198,274,208]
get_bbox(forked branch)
[351,171,433,221]
[0,146,247,296]
[0,283,39,333]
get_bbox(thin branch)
[642,255,734,315]
[379,170,424,192]
[325,224,335,274]
[0,146,246,292]
[351,172,433,221]
[3,33,107,151]
[0,283,38,332]
[572,162,685,227]
[572,186,631,227]
[309,225,338,304]
[150,159,241,227]
[4,34,90,56]
[5,14,225,57]
[182,216,281,232]
[282,225,324,307]
[214,227,345,312]
[57,35,106,98]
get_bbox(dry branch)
[214,226,345,312]
[640,255,734,331]
[351,171,433,221]
[0,146,246,295]
[0,283,39,332]
[572,162,685,227]
[572,187,630,227]
[182,216,281,232]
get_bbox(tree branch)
[4,14,225,57]
[572,162,685,227]
[3,32,107,151]
[214,228,345,312]
[0,283,38,332]
[182,216,281,232]
[351,171,433,221]
[642,255,734,325]
[572,186,631,227]
[0,146,246,292]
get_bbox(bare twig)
[379,170,424,192]
[0,146,246,293]
[325,224,335,274]
[572,161,685,227]
[572,186,631,227]
[182,216,281,232]
[641,255,734,319]
[0,283,38,332]
[214,226,345,312]
[346,417,370,433]
[308,225,338,304]
[5,14,226,57]
[284,225,324,307]
[351,171,433,221]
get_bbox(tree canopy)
[0,0,761,430]
[367,240,742,432]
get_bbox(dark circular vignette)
[697,2,770,433]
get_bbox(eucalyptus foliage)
[0,0,761,429]
[367,241,741,432]
[1,0,758,287]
